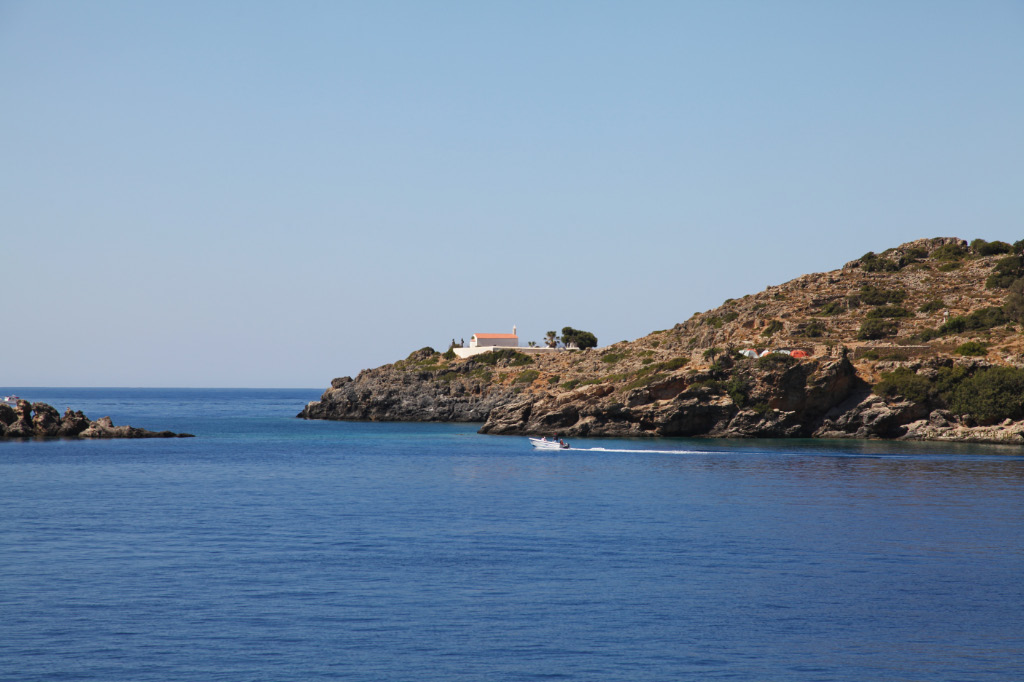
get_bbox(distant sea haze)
[2,388,1022,681]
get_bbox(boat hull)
[528,438,569,450]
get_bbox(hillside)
[300,237,1024,443]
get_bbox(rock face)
[301,237,1024,445]
[480,358,861,438]
[0,400,193,440]
[298,348,515,423]
[814,392,930,439]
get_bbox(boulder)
[814,394,929,439]
[31,402,62,437]
[57,409,91,437]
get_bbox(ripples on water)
[1,389,1022,681]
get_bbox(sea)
[2,388,1023,682]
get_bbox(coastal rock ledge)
[298,349,515,423]
[0,400,193,440]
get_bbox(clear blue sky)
[2,1,1021,387]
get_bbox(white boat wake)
[568,447,719,455]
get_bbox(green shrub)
[874,367,933,403]
[860,285,907,306]
[601,352,627,364]
[862,350,880,360]
[725,376,750,407]
[761,320,784,337]
[708,360,728,376]
[473,349,534,366]
[954,342,988,356]
[931,243,968,261]
[756,353,796,369]
[624,372,668,391]
[560,379,581,390]
[656,357,690,372]
[986,271,1019,290]
[628,357,691,386]
[857,319,898,340]
[687,379,722,393]
[938,262,962,272]
[866,305,911,319]
[934,365,969,398]
[442,348,456,360]
[800,320,826,337]
[985,255,1024,289]
[1004,279,1024,322]
[938,307,1008,335]
[874,365,970,406]
[470,369,494,382]
[949,367,1024,423]
[918,307,1012,340]
[820,300,845,316]
[919,299,945,313]
[859,252,900,272]
[514,369,540,384]
[971,239,1013,256]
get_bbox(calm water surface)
[2,388,1023,681]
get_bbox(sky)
[2,1,1022,387]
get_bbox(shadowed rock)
[0,400,193,441]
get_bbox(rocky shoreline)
[0,400,193,440]
[299,238,1024,447]
[297,350,515,423]
[300,355,1024,446]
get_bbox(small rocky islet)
[0,399,193,440]
[300,237,1024,445]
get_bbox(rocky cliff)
[298,348,515,422]
[0,399,193,440]
[302,237,1024,444]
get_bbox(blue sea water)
[2,388,1023,682]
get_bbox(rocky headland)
[0,399,193,440]
[301,237,1024,445]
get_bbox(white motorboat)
[529,437,570,450]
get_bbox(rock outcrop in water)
[0,400,193,440]
[302,238,1024,444]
